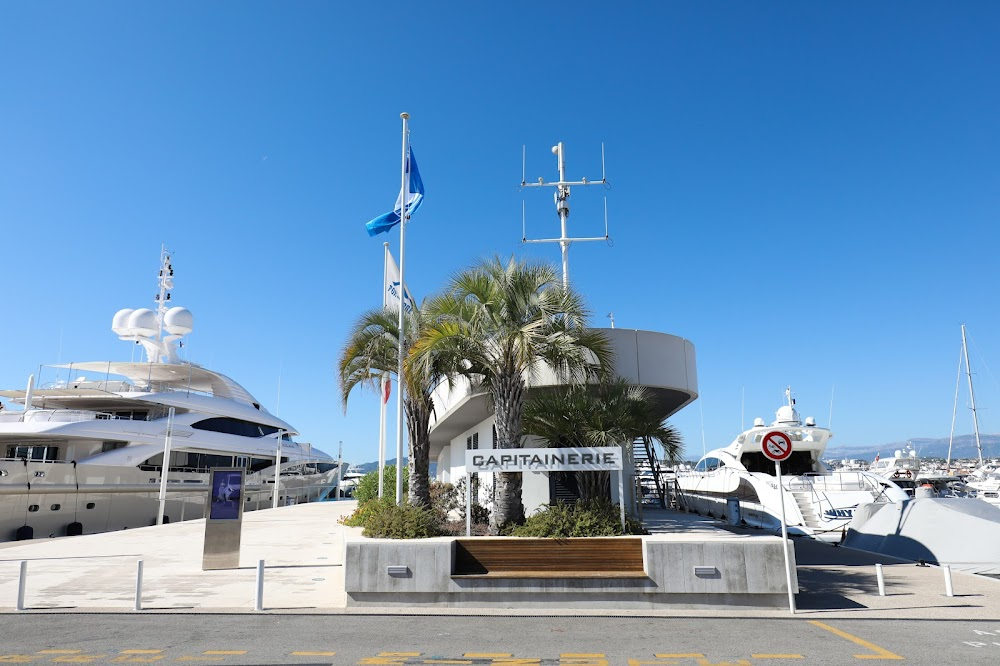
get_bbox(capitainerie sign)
[465,446,623,473]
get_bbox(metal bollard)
[943,565,955,597]
[134,560,144,611]
[16,561,27,611]
[875,563,886,596]
[254,560,265,611]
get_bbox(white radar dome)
[164,307,193,335]
[127,308,158,337]
[112,309,135,336]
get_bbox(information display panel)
[209,469,244,520]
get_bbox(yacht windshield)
[740,451,815,476]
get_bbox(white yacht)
[674,389,909,542]
[868,444,922,494]
[0,250,342,541]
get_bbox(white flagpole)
[378,241,390,499]
[395,112,410,505]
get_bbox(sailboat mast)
[961,324,984,466]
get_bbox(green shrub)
[506,500,647,537]
[352,464,407,507]
[339,495,394,527]
[360,501,442,539]
[428,480,460,522]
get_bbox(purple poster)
[209,470,243,520]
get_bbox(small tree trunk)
[491,372,526,527]
[404,399,432,508]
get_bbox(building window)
[466,433,479,450]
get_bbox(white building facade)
[428,328,698,517]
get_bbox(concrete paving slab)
[0,500,359,613]
[0,502,998,619]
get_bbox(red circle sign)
[761,430,793,462]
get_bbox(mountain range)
[825,434,1000,461]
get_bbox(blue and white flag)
[366,147,424,237]
[385,248,416,314]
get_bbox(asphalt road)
[2,615,1000,665]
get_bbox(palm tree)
[417,255,614,527]
[523,377,683,502]
[338,305,446,508]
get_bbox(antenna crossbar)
[519,141,612,288]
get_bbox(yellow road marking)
[463,656,512,659]
[423,661,472,665]
[51,658,107,664]
[200,653,246,657]
[175,659,223,663]
[119,653,162,656]
[35,653,80,656]
[809,621,904,660]
[655,657,705,660]
[751,656,804,660]
[290,652,336,657]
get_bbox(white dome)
[127,308,158,337]
[164,307,193,335]
[774,405,800,425]
[112,309,135,336]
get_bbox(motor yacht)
[0,250,342,541]
[674,389,909,542]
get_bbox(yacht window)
[102,441,128,453]
[28,505,39,512]
[695,457,721,472]
[191,417,280,438]
[86,503,96,510]
[50,504,61,511]
[6,445,59,461]
[250,457,273,472]
[741,451,815,475]
[139,451,236,472]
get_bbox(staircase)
[632,437,667,509]
[788,487,824,532]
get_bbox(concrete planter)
[343,533,796,610]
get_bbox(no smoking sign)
[761,430,793,462]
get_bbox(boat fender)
[66,522,83,537]
[893,471,901,478]
[905,470,912,479]
[15,525,33,541]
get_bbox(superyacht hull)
[0,458,341,541]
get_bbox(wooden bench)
[452,537,647,579]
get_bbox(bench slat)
[453,538,646,578]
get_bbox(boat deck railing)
[0,409,154,424]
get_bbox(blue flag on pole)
[366,147,424,237]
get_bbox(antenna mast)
[521,142,610,288]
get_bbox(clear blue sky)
[2,2,999,464]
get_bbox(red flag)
[383,377,392,405]
[874,453,880,463]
